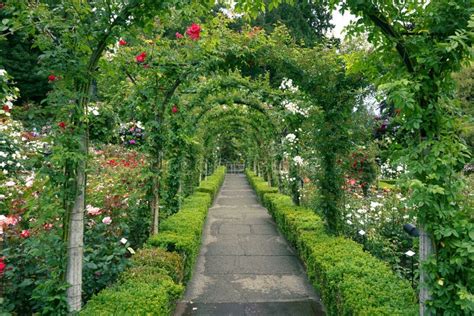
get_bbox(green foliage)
[82,221,130,302]
[0,9,49,103]
[246,169,417,315]
[1,231,69,315]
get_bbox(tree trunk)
[419,226,433,315]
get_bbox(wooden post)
[419,226,433,315]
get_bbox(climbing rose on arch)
[135,52,146,63]
[186,23,201,40]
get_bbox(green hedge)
[245,169,417,316]
[195,167,226,200]
[245,170,278,201]
[82,167,226,315]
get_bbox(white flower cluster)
[0,69,20,117]
[279,78,299,93]
[1,119,48,204]
[281,100,308,116]
[87,105,100,116]
[380,159,407,179]
[281,171,298,183]
[293,155,304,166]
[285,133,297,143]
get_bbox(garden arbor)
[3,0,471,313]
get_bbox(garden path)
[175,174,325,316]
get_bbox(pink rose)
[102,216,112,225]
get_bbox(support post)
[419,226,433,315]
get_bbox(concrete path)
[175,174,325,316]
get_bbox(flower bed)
[246,169,417,316]
[81,166,226,315]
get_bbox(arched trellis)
[192,102,278,183]
[200,115,269,176]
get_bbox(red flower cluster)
[119,39,127,46]
[135,52,146,63]
[0,257,5,276]
[48,74,58,82]
[175,32,184,39]
[58,121,66,129]
[171,105,178,113]
[2,104,10,113]
[186,23,201,40]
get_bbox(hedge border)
[81,167,226,315]
[245,169,417,316]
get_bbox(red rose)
[48,74,57,82]
[0,257,5,276]
[175,32,184,39]
[186,23,201,40]
[171,105,178,113]
[119,39,127,46]
[58,122,66,129]
[20,229,30,238]
[2,105,10,112]
[135,52,146,63]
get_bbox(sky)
[328,7,355,39]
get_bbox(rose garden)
[0,1,472,315]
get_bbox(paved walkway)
[175,174,325,316]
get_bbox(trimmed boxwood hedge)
[245,169,418,316]
[81,167,226,315]
[245,170,278,201]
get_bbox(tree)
[252,0,333,46]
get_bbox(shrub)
[81,274,183,316]
[245,169,417,316]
